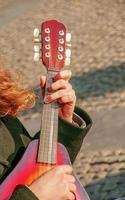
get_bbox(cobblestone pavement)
[0,0,125,199]
[0,0,125,112]
[74,149,125,200]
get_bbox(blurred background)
[0,0,125,199]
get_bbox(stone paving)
[0,0,125,199]
[0,0,125,113]
[74,149,125,200]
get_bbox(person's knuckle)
[68,70,72,77]
[55,166,63,174]
[68,83,72,89]
[63,184,69,197]
[72,193,76,200]
[71,176,76,183]
[51,83,55,90]
[72,184,77,192]
[60,79,65,85]
[72,90,76,98]
[68,165,73,172]
[67,192,75,200]
[67,95,71,101]
[58,90,64,96]
[71,89,75,95]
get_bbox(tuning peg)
[65,57,71,66]
[66,33,71,42]
[34,45,40,52]
[34,38,41,43]
[66,43,72,47]
[33,28,40,37]
[65,49,71,57]
[34,52,40,62]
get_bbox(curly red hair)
[0,66,36,117]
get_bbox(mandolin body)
[0,139,90,200]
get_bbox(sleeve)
[19,106,92,164]
[34,106,92,163]
[10,185,39,200]
[58,106,92,163]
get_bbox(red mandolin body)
[0,140,90,200]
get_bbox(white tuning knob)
[65,49,71,57]
[66,33,71,42]
[34,45,40,52]
[34,52,40,62]
[34,28,40,37]
[66,43,72,47]
[34,38,40,43]
[65,57,71,66]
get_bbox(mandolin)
[0,20,90,200]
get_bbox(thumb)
[40,75,46,98]
[40,75,46,88]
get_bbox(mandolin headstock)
[33,20,71,71]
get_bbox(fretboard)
[37,71,59,164]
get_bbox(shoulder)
[0,116,24,133]
[0,115,32,146]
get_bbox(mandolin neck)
[37,70,59,164]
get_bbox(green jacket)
[0,106,92,200]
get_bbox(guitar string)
[48,32,55,165]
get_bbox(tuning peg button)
[34,45,40,52]
[34,38,40,43]
[65,57,71,66]
[34,28,40,37]
[66,33,71,42]
[66,49,71,57]
[34,52,40,62]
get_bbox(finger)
[69,183,77,193]
[57,91,76,104]
[40,76,46,98]
[48,79,72,92]
[65,175,76,183]
[67,192,76,200]
[54,70,72,81]
[40,75,46,88]
[44,89,75,104]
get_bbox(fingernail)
[44,96,51,103]
[48,86,52,92]
[54,73,60,81]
